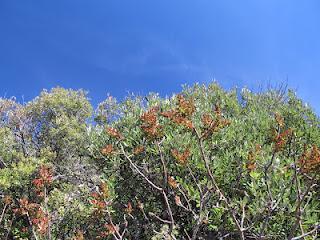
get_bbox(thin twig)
[148,212,172,224]
[0,203,8,225]
[121,145,162,191]
[156,140,168,190]
[291,224,320,240]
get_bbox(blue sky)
[0,1,319,114]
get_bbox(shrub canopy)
[0,83,319,239]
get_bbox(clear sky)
[0,1,319,114]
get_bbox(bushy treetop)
[0,83,319,239]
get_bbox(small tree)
[0,88,97,239]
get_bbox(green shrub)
[1,83,319,239]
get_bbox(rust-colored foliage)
[246,144,262,171]
[3,195,13,205]
[103,224,117,236]
[168,176,178,189]
[271,112,292,152]
[13,198,39,216]
[161,95,195,130]
[21,227,28,233]
[98,223,121,239]
[101,144,114,156]
[106,127,123,140]
[90,193,107,209]
[214,104,221,117]
[125,202,133,214]
[176,94,195,117]
[133,145,144,155]
[90,182,110,211]
[299,145,320,173]
[140,107,163,138]
[201,105,231,138]
[31,209,49,235]
[171,149,190,165]
[72,230,85,240]
[201,113,214,127]
[13,165,54,235]
[32,165,53,197]
[273,128,292,152]
[13,198,49,235]
[161,110,194,129]
[247,151,256,171]
[99,182,109,199]
[175,116,194,129]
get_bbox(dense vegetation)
[0,83,319,239]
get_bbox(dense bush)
[0,83,319,239]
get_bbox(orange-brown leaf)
[171,149,190,165]
[133,145,144,155]
[299,145,320,173]
[168,176,178,189]
[177,95,195,117]
[101,144,113,155]
[106,127,123,139]
[125,202,133,214]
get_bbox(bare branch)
[291,224,320,240]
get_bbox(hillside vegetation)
[0,83,319,239]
